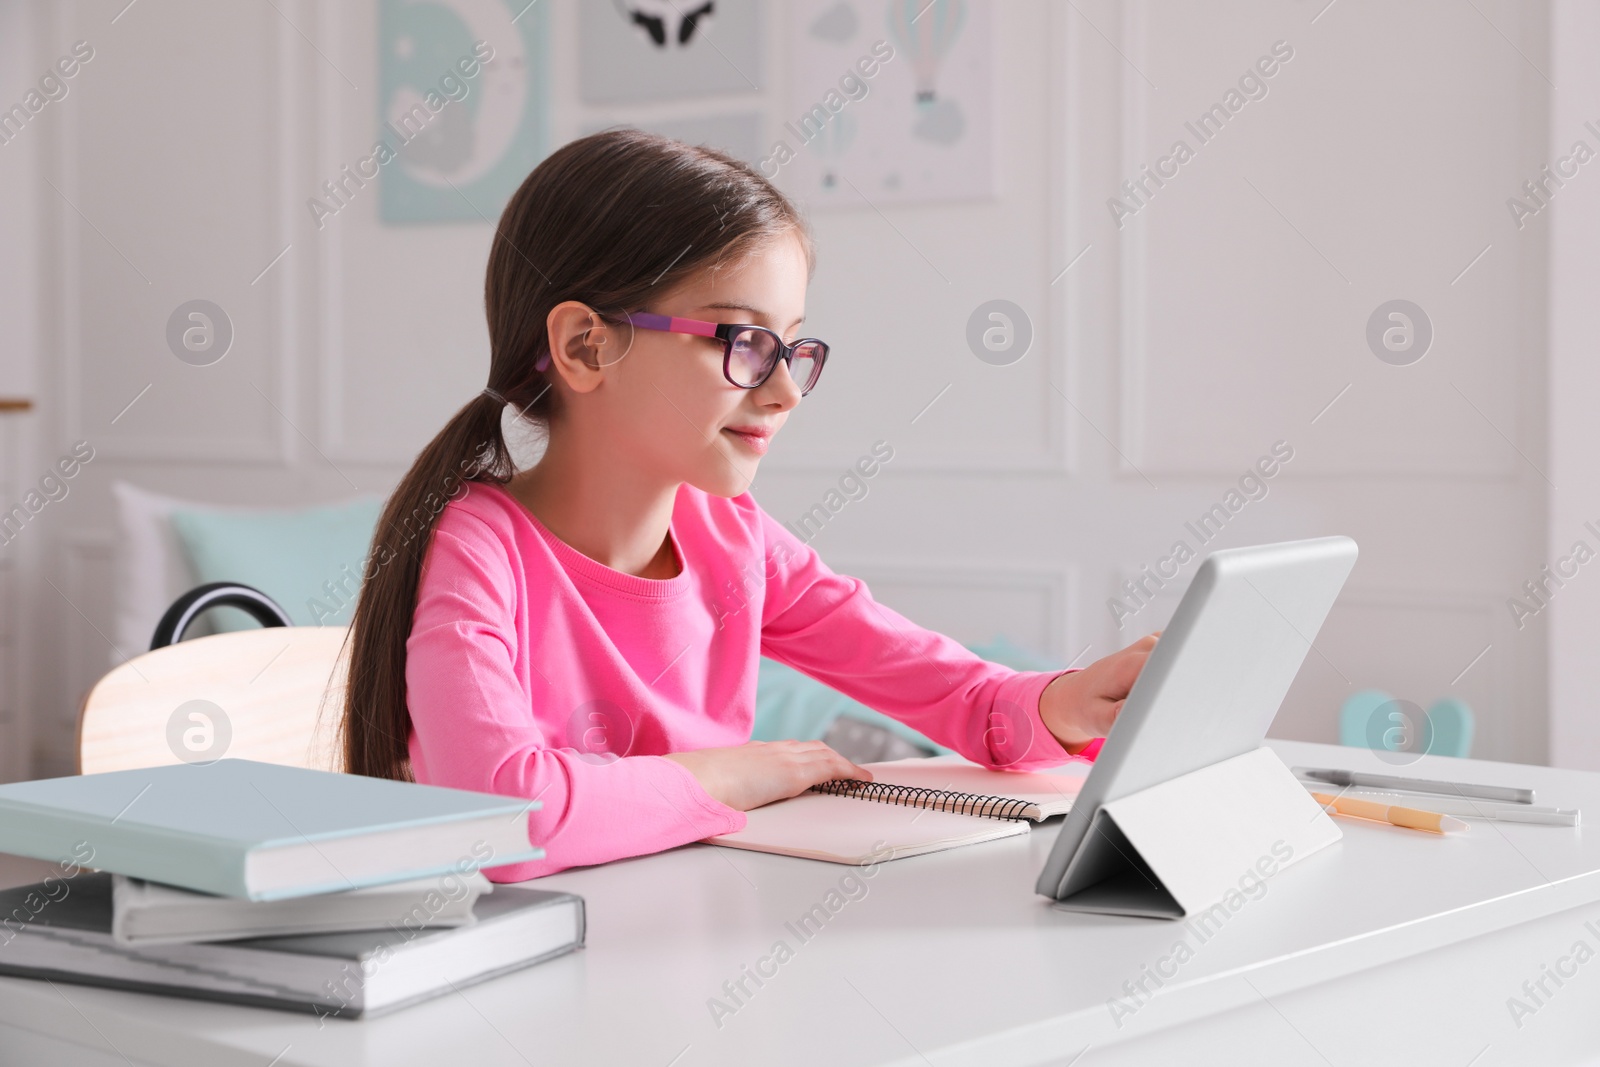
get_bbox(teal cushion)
[168,497,384,631]
[752,635,1066,752]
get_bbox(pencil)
[1297,781,1579,826]
[1310,791,1470,835]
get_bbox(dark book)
[0,872,583,1019]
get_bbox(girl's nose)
[757,358,803,408]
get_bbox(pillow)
[111,482,247,663]
[168,496,384,632]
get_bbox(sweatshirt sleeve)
[405,514,746,882]
[753,506,1099,772]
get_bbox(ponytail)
[338,127,811,781]
[341,389,517,780]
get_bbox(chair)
[1421,697,1474,760]
[78,583,349,775]
[1337,689,1397,750]
[1337,689,1474,759]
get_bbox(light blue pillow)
[752,635,1066,752]
[168,497,385,631]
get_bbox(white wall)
[1547,0,1600,769]
[773,0,1553,766]
[6,0,1561,779]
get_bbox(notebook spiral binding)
[809,779,1035,821]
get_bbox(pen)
[1297,781,1580,827]
[1292,766,1535,805]
[1310,791,1469,835]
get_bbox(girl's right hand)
[664,740,874,811]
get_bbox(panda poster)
[579,1,765,103]
[777,0,994,207]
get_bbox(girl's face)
[582,230,813,498]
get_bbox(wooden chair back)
[77,626,350,775]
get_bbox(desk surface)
[3,739,1599,1067]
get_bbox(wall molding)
[1108,0,1525,483]
[58,0,296,467]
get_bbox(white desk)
[4,739,1600,1066]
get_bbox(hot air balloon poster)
[378,0,549,223]
[780,0,993,206]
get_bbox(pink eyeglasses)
[536,311,830,396]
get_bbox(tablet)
[1036,535,1359,901]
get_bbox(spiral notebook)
[706,755,1087,865]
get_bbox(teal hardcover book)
[0,760,542,900]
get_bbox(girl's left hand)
[1038,632,1160,754]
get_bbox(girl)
[342,129,1157,882]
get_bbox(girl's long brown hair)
[340,129,811,780]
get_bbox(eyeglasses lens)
[789,341,825,394]
[727,328,779,387]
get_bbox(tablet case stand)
[1050,747,1342,919]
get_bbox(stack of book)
[0,759,582,1020]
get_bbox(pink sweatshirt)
[404,481,1103,881]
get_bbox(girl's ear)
[545,301,616,393]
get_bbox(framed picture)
[378,0,550,224]
[579,1,765,104]
[779,0,994,206]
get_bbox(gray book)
[110,871,491,945]
[0,872,583,1019]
